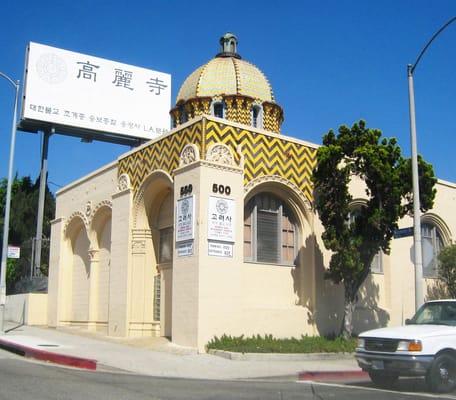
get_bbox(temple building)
[46,34,456,351]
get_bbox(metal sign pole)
[34,129,51,277]
[0,73,19,334]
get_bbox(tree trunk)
[341,285,356,339]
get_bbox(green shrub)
[206,334,356,353]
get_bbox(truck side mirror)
[405,318,411,325]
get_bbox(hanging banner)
[207,196,235,242]
[21,42,171,141]
[176,195,195,242]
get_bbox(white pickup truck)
[355,299,456,393]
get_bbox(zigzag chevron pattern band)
[118,118,317,202]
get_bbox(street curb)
[298,370,368,381]
[0,338,97,370]
[208,349,355,361]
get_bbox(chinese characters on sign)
[146,77,168,95]
[22,42,171,141]
[75,61,167,95]
[112,69,133,90]
[76,61,100,82]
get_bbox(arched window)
[178,105,188,124]
[422,223,444,278]
[244,193,297,265]
[348,206,383,274]
[251,105,263,128]
[157,193,173,264]
[212,101,225,119]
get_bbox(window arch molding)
[421,213,452,246]
[244,175,312,229]
[133,169,174,229]
[420,213,451,279]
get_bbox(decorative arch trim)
[244,175,313,227]
[64,211,89,237]
[421,213,453,245]
[133,169,174,229]
[349,198,368,209]
[92,200,112,217]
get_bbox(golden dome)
[171,33,283,133]
[177,56,275,104]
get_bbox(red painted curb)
[0,338,97,370]
[299,370,368,381]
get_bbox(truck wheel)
[426,354,456,393]
[368,371,398,388]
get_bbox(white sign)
[208,196,235,242]
[177,241,194,257]
[176,195,195,242]
[208,241,233,258]
[22,42,171,140]
[7,246,20,259]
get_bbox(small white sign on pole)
[7,246,20,259]
[176,195,195,242]
[22,42,171,141]
[208,196,235,242]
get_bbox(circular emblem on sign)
[216,199,228,214]
[181,199,190,215]
[36,53,68,84]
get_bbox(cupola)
[171,34,283,133]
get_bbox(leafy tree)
[313,121,436,338]
[0,175,55,292]
[438,244,456,298]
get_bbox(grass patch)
[206,334,356,353]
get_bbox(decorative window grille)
[153,274,161,321]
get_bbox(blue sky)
[0,0,455,191]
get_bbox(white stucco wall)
[6,293,48,325]
[48,162,118,330]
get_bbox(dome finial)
[216,33,241,59]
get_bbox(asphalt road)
[0,350,455,400]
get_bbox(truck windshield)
[410,302,456,326]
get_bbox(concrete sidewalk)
[0,322,364,381]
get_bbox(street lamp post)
[407,16,456,312]
[0,71,20,334]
